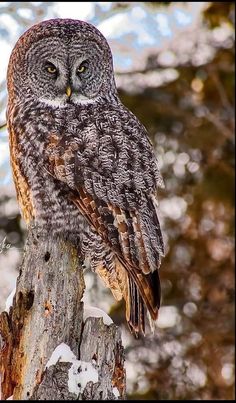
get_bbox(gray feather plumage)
[7,18,165,334]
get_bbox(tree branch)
[0,123,7,130]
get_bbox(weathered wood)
[0,227,126,400]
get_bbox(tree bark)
[0,226,126,400]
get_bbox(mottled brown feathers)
[8,123,35,223]
[7,19,164,335]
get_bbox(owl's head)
[7,19,117,107]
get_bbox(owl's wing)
[44,105,164,334]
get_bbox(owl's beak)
[66,86,72,97]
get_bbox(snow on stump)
[0,226,126,400]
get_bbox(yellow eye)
[47,66,57,74]
[77,64,87,74]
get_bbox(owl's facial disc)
[8,20,117,108]
[21,35,115,108]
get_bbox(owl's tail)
[127,278,145,335]
[126,270,161,336]
[95,251,161,336]
[113,257,161,336]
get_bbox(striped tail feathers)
[94,259,161,336]
[127,271,161,336]
[127,277,145,336]
[95,254,161,335]
[115,257,161,335]
[109,257,146,336]
[94,253,144,335]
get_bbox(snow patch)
[113,387,120,398]
[45,343,99,396]
[83,305,113,326]
[68,360,98,396]
[6,396,13,400]
[5,287,16,313]
[45,343,76,368]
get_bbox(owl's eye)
[76,62,88,75]
[45,63,58,75]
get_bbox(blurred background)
[0,2,234,400]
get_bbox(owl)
[7,19,165,335]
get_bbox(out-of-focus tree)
[117,2,235,400]
[0,2,234,400]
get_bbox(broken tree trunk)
[0,226,126,400]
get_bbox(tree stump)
[0,227,126,400]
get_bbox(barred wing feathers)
[45,106,164,334]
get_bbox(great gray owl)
[7,19,164,335]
